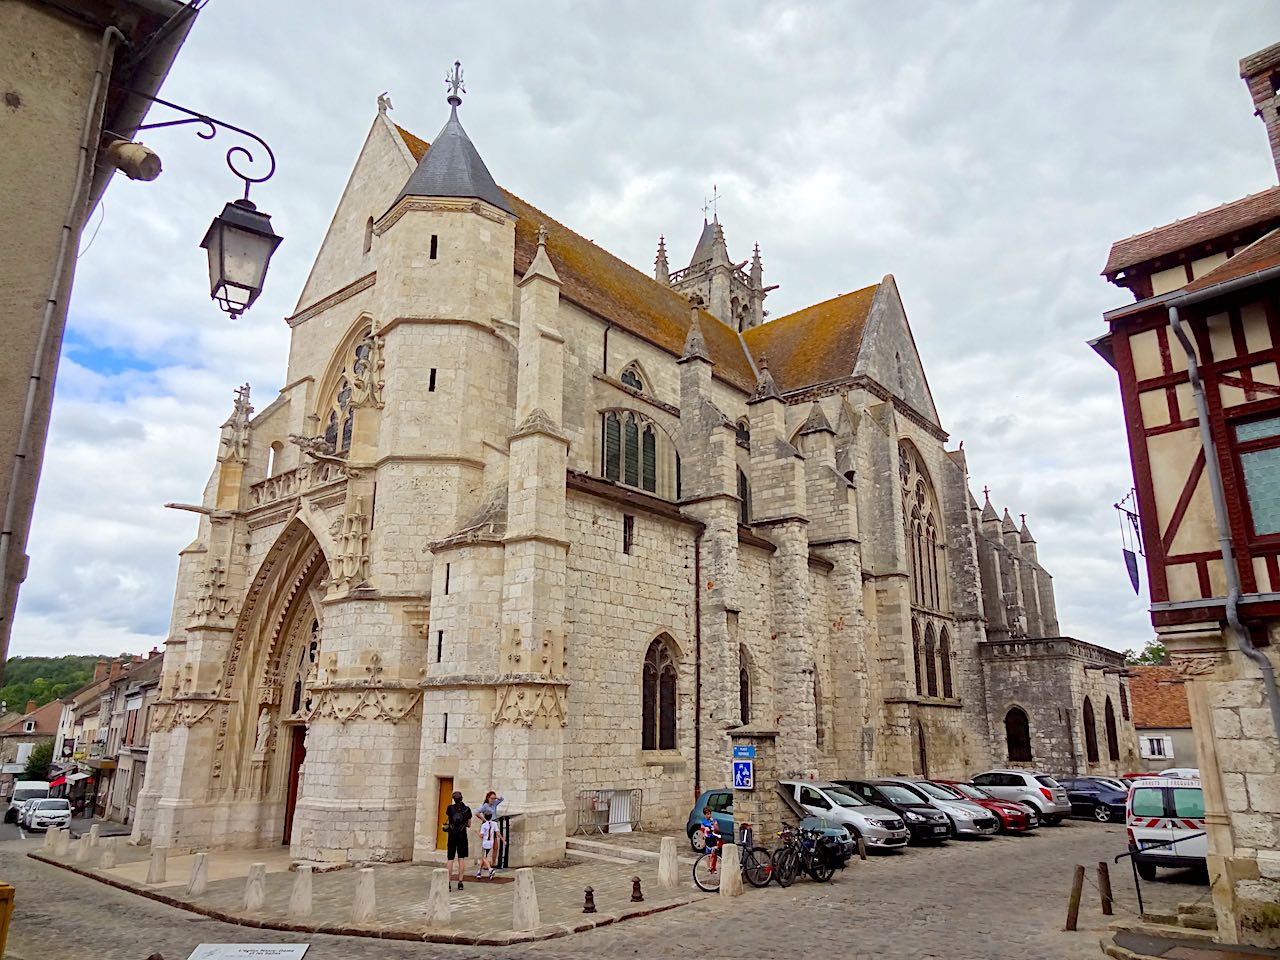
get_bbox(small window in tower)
[444,563,451,595]
[623,514,635,554]
[363,217,374,254]
[442,712,449,744]
[436,630,444,664]
[430,234,438,260]
[429,368,437,392]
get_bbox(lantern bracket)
[116,90,276,199]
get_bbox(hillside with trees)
[0,655,114,712]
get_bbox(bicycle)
[691,822,773,892]
[772,823,839,886]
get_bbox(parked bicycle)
[692,822,773,892]
[771,823,843,886]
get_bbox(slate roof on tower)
[394,105,513,214]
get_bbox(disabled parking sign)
[732,758,754,790]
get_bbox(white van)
[1126,777,1207,880]
[5,781,50,824]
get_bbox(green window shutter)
[642,428,657,492]
[604,413,621,480]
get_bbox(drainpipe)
[0,25,125,665]
[1167,291,1280,743]
[693,527,703,794]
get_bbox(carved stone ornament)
[348,329,385,410]
[153,696,225,731]
[1170,652,1226,677]
[192,559,233,622]
[304,683,423,724]
[217,383,253,463]
[492,681,569,728]
[329,494,372,593]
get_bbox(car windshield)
[878,784,928,804]
[824,787,866,807]
[34,800,68,811]
[12,789,46,802]
[1035,776,1061,788]
[911,781,954,801]
[1091,778,1127,792]
[950,783,988,800]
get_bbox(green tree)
[1125,639,1168,665]
[23,739,54,781]
[0,655,113,712]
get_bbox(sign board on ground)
[732,759,754,790]
[732,745,756,759]
[188,947,309,960]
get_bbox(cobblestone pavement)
[2,820,1211,960]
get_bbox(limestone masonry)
[133,84,1135,865]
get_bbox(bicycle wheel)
[742,846,773,887]
[692,851,721,892]
[807,856,836,882]
[773,847,799,887]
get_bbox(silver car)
[781,780,911,850]
[970,769,1073,824]
[879,777,999,837]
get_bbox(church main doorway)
[435,777,454,850]
[283,726,307,845]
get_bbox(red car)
[932,779,1039,833]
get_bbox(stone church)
[134,77,1136,865]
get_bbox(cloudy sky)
[15,1,1280,658]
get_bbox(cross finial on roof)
[446,60,466,108]
[1020,512,1027,526]
[982,485,991,502]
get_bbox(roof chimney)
[93,660,108,682]
[109,660,125,681]
[24,700,37,715]
[1240,43,1280,182]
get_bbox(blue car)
[1056,776,1129,823]
[685,788,855,857]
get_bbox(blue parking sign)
[732,759,754,790]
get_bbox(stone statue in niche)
[253,706,272,756]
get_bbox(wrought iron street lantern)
[200,198,282,318]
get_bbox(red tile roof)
[1183,228,1280,293]
[1127,665,1192,729]
[1102,186,1280,276]
[742,286,879,394]
[0,699,62,737]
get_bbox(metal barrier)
[573,789,643,835]
[1113,831,1206,916]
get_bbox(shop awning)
[48,775,66,788]
[84,759,116,770]
[66,772,91,783]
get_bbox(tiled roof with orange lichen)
[1183,228,1280,293]
[1127,665,1192,729]
[741,285,879,394]
[395,125,757,392]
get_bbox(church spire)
[750,241,763,286]
[748,354,783,403]
[394,60,513,214]
[654,235,670,284]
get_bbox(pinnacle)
[748,354,783,404]
[799,401,834,436]
[680,307,711,363]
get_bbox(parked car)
[1159,768,1200,780]
[4,781,50,824]
[931,779,1039,833]
[1056,776,1129,823]
[684,788,856,859]
[878,777,1000,837]
[836,779,952,843]
[1126,777,1207,881]
[21,797,71,832]
[780,780,910,851]
[970,770,1072,824]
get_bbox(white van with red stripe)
[1126,777,1207,880]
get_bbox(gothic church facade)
[134,85,1135,865]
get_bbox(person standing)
[478,790,503,819]
[443,790,472,890]
[476,810,504,879]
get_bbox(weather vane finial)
[446,60,466,108]
[705,183,721,222]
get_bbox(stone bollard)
[73,837,90,863]
[88,823,101,848]
[511,868,540,932]
[718,842,743,898]
[631,876,644,903]
[289,865,313,920]
[352,868,375,924]
[245,862,267,911]
[188,852,209,897]
[424,868,450,927]
[54,828,70,857]
[658,836,679,889]
[41,827,56,852]
[146,845,167,884]
[583,886,596,914]
[99,837,116,869]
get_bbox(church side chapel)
[135,67,1135,865]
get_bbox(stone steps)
[566,836,697,866]
[563,848,645,866]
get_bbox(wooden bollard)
[583,886,597,914]
[1097,861,1113,916]
[857,836,867,861]
[1064,864,1085,931]
[631,876,644,903]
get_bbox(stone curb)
[27,852,700,945]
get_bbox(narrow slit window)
[442,712,449,744]
[436,630,443,664]
[444,563,451,595]
[623,514,635,554]
[429,368,437,392]
[429,234,438,260]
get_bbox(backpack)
[447,803,471,832]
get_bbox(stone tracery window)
[1083,696,1100,764]
[322,327,375,454]
[900,442,947,613]
[1104,696,1120,762]
[912,619,923,695]
[619,362,645,393]
[737,469,751,525]
[939,627,953,698]
[602,409,681,499]
[288,619,320,717]
[642,636,678,750]
[923,623,939,697]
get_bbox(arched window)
[288,620,320,717]
[642,636,678,750]
[268,440,284,477]
[916,721,929,777]
[737,468,751,525]
[363,216,374,254]
[601,410,680,499]
[939,628,953,698]
[1119,682,1130,720]
[619,363,645,392]
[814,668,825,749]
[1104,696,1120,762]
[912,620,923,695]
[899,443,947,614]
[738,647,751,725]
[1083,697,1100,764]
[923,624,938,697]
[321,327,375,454]
[1005,706,1032,762]
[735,419,751,449]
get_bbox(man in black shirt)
[443,790,472,890]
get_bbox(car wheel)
[1093,805,1114,823]
[1136,859,1157,881]
[690,829,705,853]
[1042,814,1062,826]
